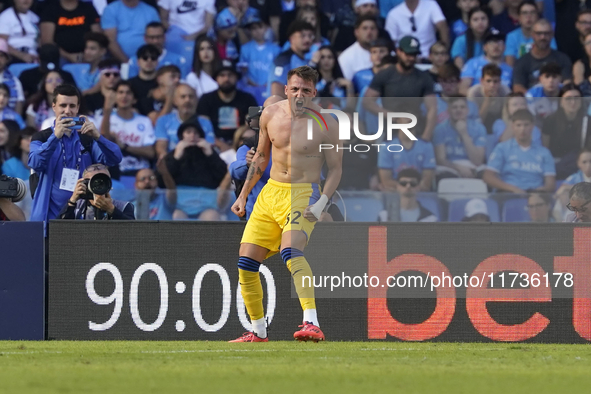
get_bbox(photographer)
[59,164,134,220]
[28,84,122,225]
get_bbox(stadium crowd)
[0,0,591,223]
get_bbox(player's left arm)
[306,115,342,221]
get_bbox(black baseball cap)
[483,28,506,44]
[213,60,241,79]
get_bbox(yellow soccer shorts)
[241,179,321,259]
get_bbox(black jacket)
[165,147,227,189]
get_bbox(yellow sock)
[287,256,316,311]
[238,268,264,321]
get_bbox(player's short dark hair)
[539,62,561,78]
[84,32,109,49]
[354,14,378,30]
[438,63,460,81]
[115,80,136,98]
[137,44,161,59]
[287,20,315,37]
[518,0,538,14]
[156,64,181,78]
[287,65,319,86]
[397,168,421,182]
[482,63,502,79]
[146,22,165,32]
[52,84,81,105]
[511,108,534,123]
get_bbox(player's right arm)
[231,108,272,217]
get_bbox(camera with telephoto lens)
[81,173,112,200]
[66,117,85,131]
[0,174,27,202]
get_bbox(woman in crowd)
[542,84,591,179]
[451,7,490,69]
[314,46,354,110]
[25,70,64,130]
[186,36,222,98]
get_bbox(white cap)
[355,0,377,7]
[464,198,489,218]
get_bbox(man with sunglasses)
[84,59,121,118]
[128,44,160,116]
[396,168,437,222]
[565,182,591,222]
[127,22,190,79]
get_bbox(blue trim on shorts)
[280,248,304,264]
[308,183,321,206]
[238,256,261,272]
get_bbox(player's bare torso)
[263,100,326,184]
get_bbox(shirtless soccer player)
[229,66,342,342]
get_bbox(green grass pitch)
[1,341,591,393]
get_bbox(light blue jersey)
[378,137,436,178]
[564,170,589,185]
[238,40,281,86]
[433,119,487,162]
[101,1,160,60]
[267,49,310,96]
[352,68,374,95]
[451,34,483,62]
[461,55,513,87]
[154,111,215,151]
[504,28,557,60]
[128,50,190,78]
[433,97,480,123]
[487,138,556,190]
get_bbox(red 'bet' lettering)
[466,254,551,341]
[367,226,456,341]
[554,228,591,340]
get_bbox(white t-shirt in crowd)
[338,42,372,81]
[186,70,218,98]
[95,110,156,173]
[385,0,446,58]
[157,0,216,35]
[0,7,39,56]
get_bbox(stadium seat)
[448,198,500,222]
[502,198,530,222]
[334,194,384,222]
[8,63,37,78]
[119,175,136,190]
[417,194,441,221]
[437,178,488,201]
